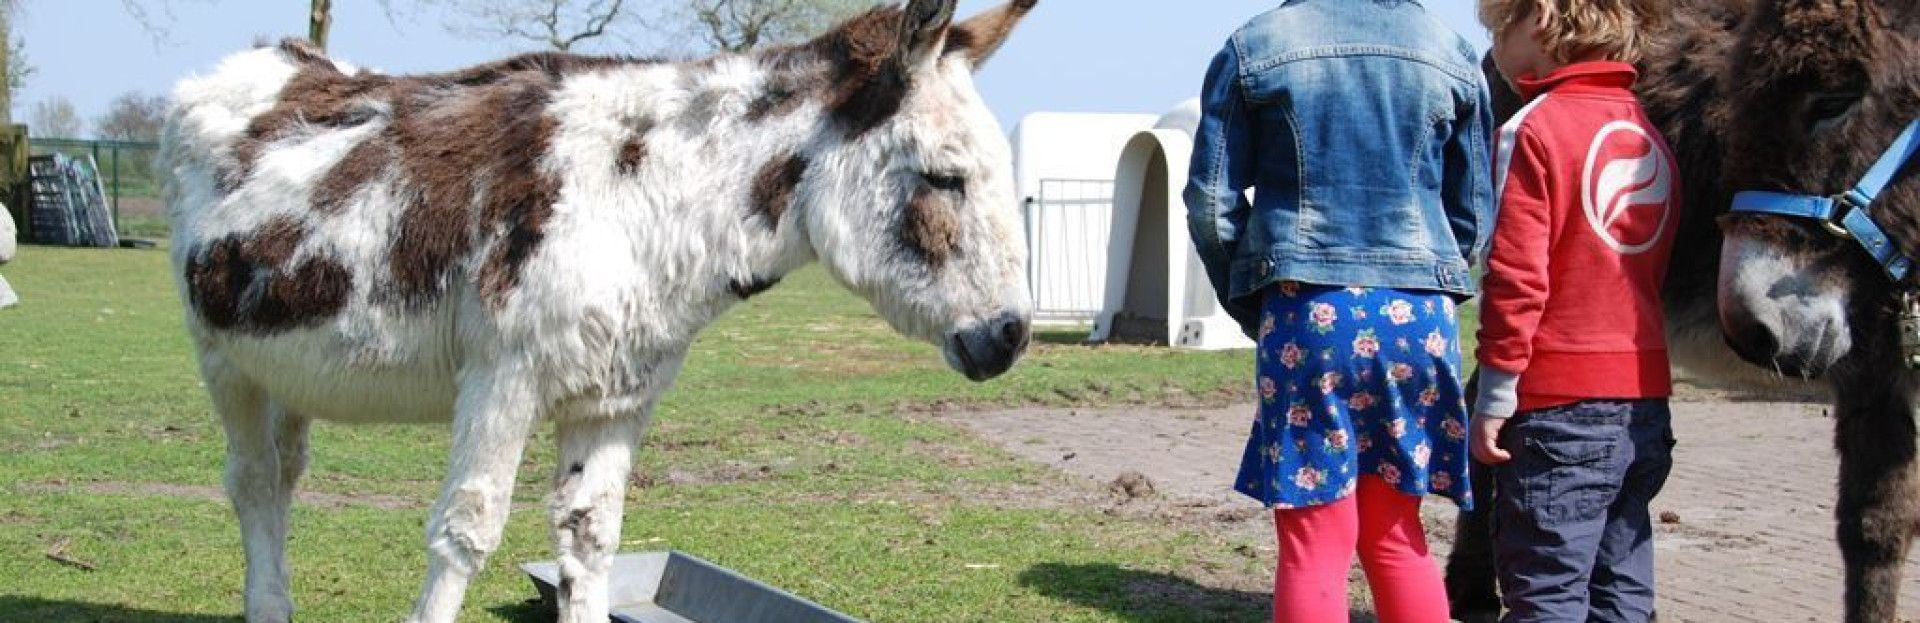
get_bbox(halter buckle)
[1823,193,1858,239]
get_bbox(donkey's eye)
[1806,90,1864,129]
[921,172,967,194]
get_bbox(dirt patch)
[1107,471,1157,499]
[944,405,1281,544]
[950,394,1920,621]
[633,459,794,488]
[905,439,982,468]
[0,509,44,525]
[943,405,1259,506]
[942,403,1466,618]
[941,404,1287,607]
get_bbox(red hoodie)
[1474,61,1679,417]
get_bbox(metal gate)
[1025,178,1114,325]
[30,139,163,237]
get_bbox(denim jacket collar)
[1515,61,1638,100]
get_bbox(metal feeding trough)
[523,551,863,623]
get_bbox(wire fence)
[29,138,164,238]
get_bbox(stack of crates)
[26,153,116,248]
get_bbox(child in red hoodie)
[1472,0,1676,620]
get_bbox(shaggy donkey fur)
[1449,1,1920,621]
[159,1,1039,621]
[1718,1,1920,621]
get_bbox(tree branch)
[412,0,864,54]
[559,0,622,50]
[539,0,563,49]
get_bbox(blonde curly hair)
[1479,0,1670,64]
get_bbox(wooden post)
[309,0,332,50]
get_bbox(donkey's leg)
[407,365,542,623]
[1446,461,1501,622]
[272,410,311,592]
[1446,370,1501,623]
[549,409,651,623]
[207,364,296,623]
[1834,384,1919,623]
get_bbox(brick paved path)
[1650,400,1920,622]
[959,399,1920,621]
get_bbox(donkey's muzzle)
[950,311,1031,382]
[1717,233,1851,379]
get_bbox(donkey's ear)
[945,0,1038,70]
[896,0,959,72]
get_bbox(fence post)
[111,145,121,232]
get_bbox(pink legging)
[1272,476,1450,623]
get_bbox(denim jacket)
[1184,0,1493,336]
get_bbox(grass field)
[0,245,1291,622]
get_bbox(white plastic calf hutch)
[1087,101,1254,350]
[1012,102,1252,350]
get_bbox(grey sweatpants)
[1493,399,1674,623]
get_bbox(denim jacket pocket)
[1517,433,1619,527]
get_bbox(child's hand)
[1471,415,1512,464]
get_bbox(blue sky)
[18,0,1489,137]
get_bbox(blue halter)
[1729,118,1920,283]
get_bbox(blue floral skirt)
[1235,282,1474,510]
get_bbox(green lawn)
[0,246,1284,622]
[115,214,172,239]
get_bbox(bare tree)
[28,96,78,137]
[388,0,872,54]
[117,0,217,45]
[394,0,634,51]
[94,92,167,142]
[6,31,25,95]
[676,0,874,53]
[1,1,24,125]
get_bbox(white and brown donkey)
[158,1,1038,621]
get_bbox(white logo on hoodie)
[1582,121,1673,255]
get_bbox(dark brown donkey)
[1448,1,1920,621]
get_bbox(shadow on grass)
[1019,562,1269,622]
[1035,328,1092,346]
[1019,562,1383,623]
[0,596,236,622]
[486,599,551,622]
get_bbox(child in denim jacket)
[1185,1,1493,620]
[1472,0,1676,620]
